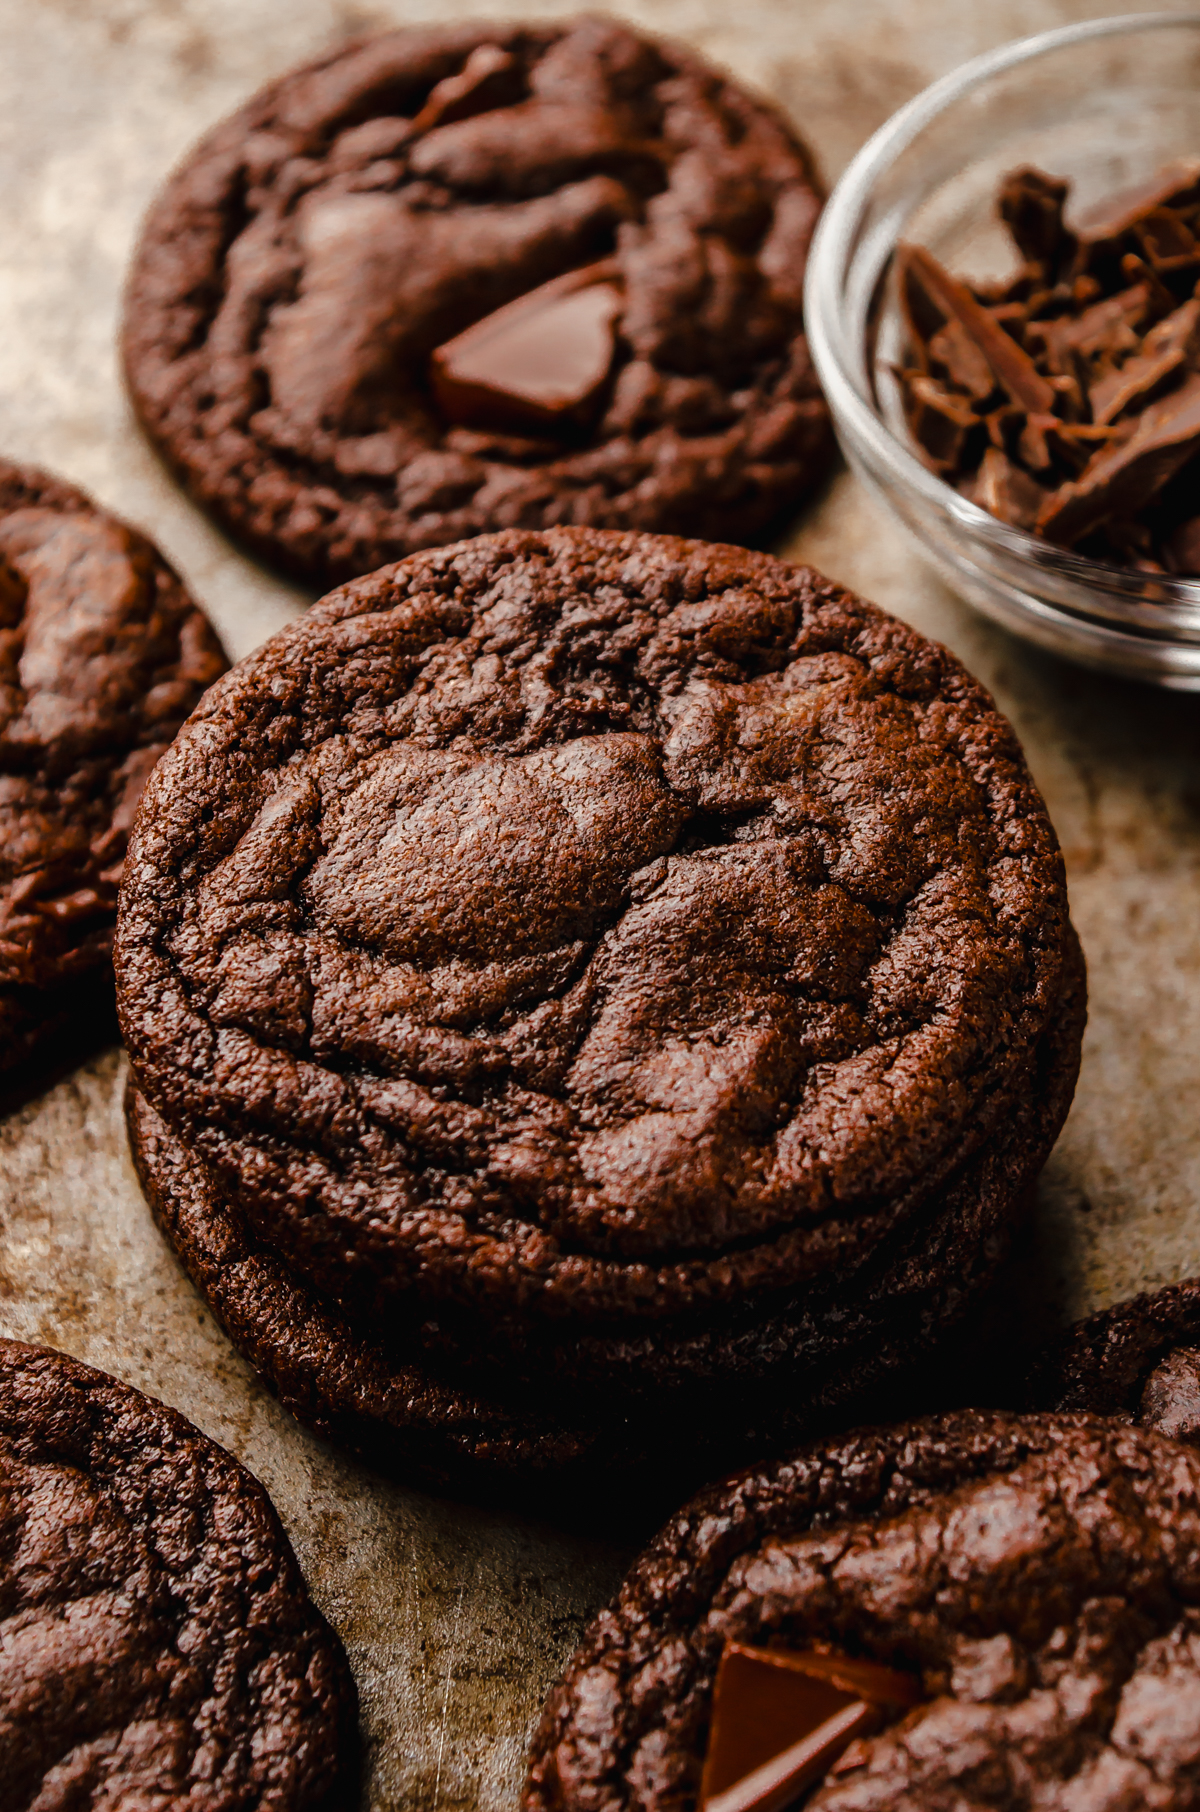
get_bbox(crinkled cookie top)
[122,17,830,583]
[526,1411,1200,1812]
[116,528,1070,1333]
[0,459,225,995]
[0,1339,355,1811]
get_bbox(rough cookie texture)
[0,458,226,1106]
[122,18,831,587]
[115,528,1083,1487]
[1024,1278,1200,1441]
[525,1412,1200,1812]
[0,1337,357,1811]
[123,982,1080,1509]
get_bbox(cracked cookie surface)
[0,459,226,1105]
[526,1411,1200,1812]
[122,18,831,586]
[115,528,1082,1465]
[0,1337,356,1811]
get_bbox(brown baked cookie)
[0,1336,357,1810]
[1023,1277,1200,1444]
[0,458,226,1109]
[122,18,831,588]
[114,527,1084,1497]
[525,1411,1200,1812]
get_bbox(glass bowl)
[804,11,1200,688]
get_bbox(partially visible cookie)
[1024,1276,1200,1443]
[0,458,226,1107]
[122,17,832,587]
[525,1411,1200,1812]
[0,1337,357,1811]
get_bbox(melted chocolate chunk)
[431,262,622,432]
[898,159,1200,571]
[700,1644,920,1812]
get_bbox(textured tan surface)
[0,2,1197,1808]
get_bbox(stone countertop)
[1,1,1197,1807]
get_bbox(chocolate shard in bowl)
[1164,512,1200,573]
[430,261,623,435]
[1037,370,1200,545]
[998,165,1074,270]
[1074,157,1200,247]
[971,446,1046,529]
[897,244,1056,414]
[899,371,980,469]
[1090,296,1200,424]
[700,1643,920,1812]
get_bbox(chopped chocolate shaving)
[971,447,1045,530]
[1164,513,1200,574]
[1075,159,1200,243]
[927,318,995,402]
[1037,372,1200,546]
[899,372,980,469]
[1119,252,1177,320]
[999,166,1074,268]
[897,159,1200,578]
[899,245,1056,413]
[1091,298,1200,423]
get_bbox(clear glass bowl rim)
[803,9,1200,637]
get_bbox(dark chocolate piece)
[972,447,1045,529]
[115,527,1085,1503]
[899,245,1055,413]
[998,166,1074,269]
[431,263,622,433]
[701,1645,921,1812]
[1074,158,1200,243]
[899,372,980,469]
[1037,372,1200,545]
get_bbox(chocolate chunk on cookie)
[0,1337,356,1810]
[0,458,225,1108]
[115,527,1084,1499]
[525,1411,1200,1812]
[122,19,831,586]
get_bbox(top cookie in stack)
[122,18,832,587]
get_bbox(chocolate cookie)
[0,1337,356,1810]
[526,1410,1200,1812]
[115,527,1084,1499]
[1023,1276,1200,1444]
[122,18,831,588]
[0,458,226,1108]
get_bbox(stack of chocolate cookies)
[114,525,1085,1508]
